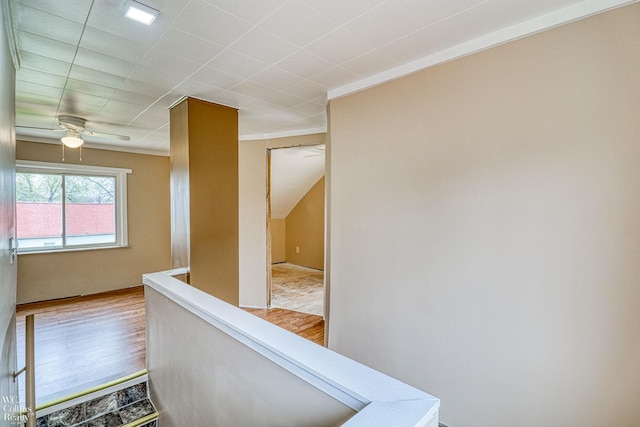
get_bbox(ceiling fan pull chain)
[79,146,82,162]
[62,144,65,162]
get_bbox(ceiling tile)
[16,108,58,128]
[65,79,116,98]
[59,92,109,115]
[379,27,442,63]
[139,50,203,81]
[118,78,168,100]
[74,49,137,78]
[16,0,93,24]
[101,99,148,117]
[289,101,326,117]
[242,100,281,114]
[305,28,374,64]
[171,79,225,100]
[19,52,71,77]
[258,1,336,48]
[16,81,63,99]
[17,68,67,88]
[429,1,509,48]
[191,65,245,89]
[173,0,253,46]
[152,27,225,65]
[230,80,280,100]
[202,0,287,24]
[264,91,307,109]
[13,5,85,45]
[111,89,160,106]
[285,80,327,100]
[310,66,361,88]
[251,67,306,92]
[210,90,256,109]
[490,0,582,26]
[16,31,77,63]
[127,63,191,90]
[301,0,388,25]
[229,27,298,65]
[206,50,269,79]
[69,64,126,89]
[275,50,334,79]
[344,1,424,48]
[79,27,149,64]
[398,0,487,26]
[342,49,401,77]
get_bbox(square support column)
[170,97,239,305]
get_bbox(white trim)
[16,160,131,175]
[2,0,20,70]
[328,0,639,100]
[15,161,131,253]
[239,126,327,141]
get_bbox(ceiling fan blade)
[82,130,131,141]
[17,125,64,132]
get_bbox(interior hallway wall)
[285,176,324,270]
[270,218,285,263]
[327,4,640,427]
[239,133,324,308]
[16,141,171,303]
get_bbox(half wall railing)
[144,270,440,426]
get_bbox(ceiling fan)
[18,115,131,148]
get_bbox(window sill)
[18,245,131,256]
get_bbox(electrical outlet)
[295,246,300,253]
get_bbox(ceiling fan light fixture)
[61,130,84,148]
[125,1,159,25]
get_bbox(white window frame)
[16,160,132,254]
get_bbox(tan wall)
[238,133,325,307]
[270,218,285,264]
[328,4,640,427]
[16,141,171,303]
[285,177,324,270]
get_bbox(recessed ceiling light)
[125,0,159,25]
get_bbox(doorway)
[267,145,325,316]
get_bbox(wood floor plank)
[16,287,146,405]
[243,307,325,346]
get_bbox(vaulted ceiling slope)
[10,0,636,155]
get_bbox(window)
[16,161,131,253]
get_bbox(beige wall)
[16,141,171,303]
[285,177,324,270]
[146,285,355,426]
[239,133,325,308]
[328,4,640,427]
[270,218,285,264]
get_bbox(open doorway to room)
[267,145,325,317]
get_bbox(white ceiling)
[270,145,324,219]
[10,0,637,155]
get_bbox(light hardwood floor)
[16,286,146,405]
[16,284,325,405]
[271,262,324,316]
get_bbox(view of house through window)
[16,161,130,252]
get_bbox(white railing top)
[143,271,439,426]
